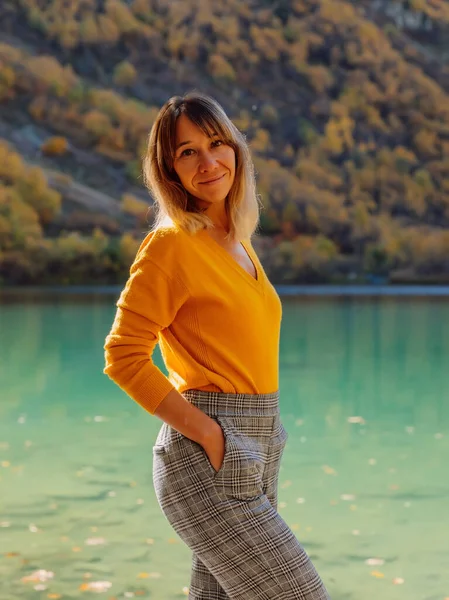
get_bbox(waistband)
[182,389,280,417]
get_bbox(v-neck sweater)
[103,225,282,415]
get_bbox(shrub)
[83,110,113,139]
[208,54,236,82]
[41,136,69,156]
[121,193,149,217]
[113,61,137,87]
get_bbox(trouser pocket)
[203,415,266,502]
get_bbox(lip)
[198,174,226,185]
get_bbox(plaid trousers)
[152,390,331,600]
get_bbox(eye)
[180,148,195,157]
[212,140,224,147]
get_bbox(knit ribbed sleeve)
[103,251,190,415]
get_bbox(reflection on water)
[0,296,448,600]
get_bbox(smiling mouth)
[199,174,226,185]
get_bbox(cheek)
[174,163,194,188]
[222,148,236,173]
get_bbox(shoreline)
[1,284,449,299]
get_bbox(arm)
[104,251,224,469]
[154,388,225,471]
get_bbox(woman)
[104,92,331,599]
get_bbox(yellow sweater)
[103,225,282,414]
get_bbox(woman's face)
[173,114,236,208]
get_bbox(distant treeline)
[0,0,449,284]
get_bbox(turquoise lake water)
[0,295,448,600]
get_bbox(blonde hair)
[142,91,260,241]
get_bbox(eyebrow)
[175,132,219,151]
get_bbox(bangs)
[182,102,234,144]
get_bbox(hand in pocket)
[202,421,226,473]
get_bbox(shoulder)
[133,225,192,278]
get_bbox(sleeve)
[103,252,190,415]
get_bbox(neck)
[200,201,229,233]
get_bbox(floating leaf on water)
[279,502,287,509]
[137,573,149,579]
[25,440,32,448]
[145,538,154,545]
[347,416,365,424]
[352,530,360,536]
[47,594,62,599]
[300,436,307,443]
[349,505,357,511]
[405,426,414,434]
[295,419,304,426]
[280,480,292,489]
[404,502,411,508]
[94,416,107,422]
[34,584,47,591]
[136,499,144,504]
[182,587,189,596]
[85,537,107,546]
[291,523,300,531]
[0,442,10,450]
[434,433,444,439]
[72,546,82,552]
[29,524,40,533]
[340,494,356,501]
[370,571,385,578]
[392,577,404,585]
[22,569,54,583]
[389,484,400,491]
[305,527,313,532]
[296,497,305,504]
[365,558,385,566]
[167,538,178,544]
[368,458,377,465]
[322,465,337,476]
[79,580,112,593]
[18,415,26,424]
[130,481,137,487]
[1,461,11,467]
[108,491,116,497]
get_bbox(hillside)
[1,0,449,285]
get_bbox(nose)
[198,151,218,172]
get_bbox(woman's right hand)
[202,420,226,473]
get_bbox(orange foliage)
[41,136,69,156]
